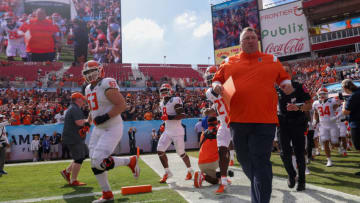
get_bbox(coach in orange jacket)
[212,27,293,203]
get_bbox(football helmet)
[317,87,328,100]
[82,60,104,83]
[4,12,15,24]
[204,66,217,86]
[159,83,172,98]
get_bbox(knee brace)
[92,167,105,175]
[91,156,115,171]
[74,158,84,164]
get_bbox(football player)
[83,60,140,203]
[205,66,235,194]
[157,83,193,183]
[1,12,27,61]
[313,87,340,167]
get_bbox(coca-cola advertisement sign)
[260,1,310,57]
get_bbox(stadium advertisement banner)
[5,118,199,161]
[212,0,260,65]
[309,17,360,35]
[260,1,310,57]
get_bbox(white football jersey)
[312,98,338,124]
[85,78,122,127]
[205,88,229,126]
[160,97,183,129]
[1,22,24,45]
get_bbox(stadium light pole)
[163,56,166,64]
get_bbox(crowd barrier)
[5,118,200,162]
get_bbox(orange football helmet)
[317,87,328,100]
[82,60,104,83]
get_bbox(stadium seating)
[138,64,203,81]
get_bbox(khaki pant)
[199,160,218,178]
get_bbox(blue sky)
[121,0,297,64]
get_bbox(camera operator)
[0,114,10,176]
[277,66,312,191]
[341,79,360,175]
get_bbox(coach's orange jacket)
[212,51,290,124]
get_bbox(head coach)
[60,92,90,186]
[212,27,293,203]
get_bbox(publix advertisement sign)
[260,1,310,57]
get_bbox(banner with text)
[5,118,200,162]
[260,1,310,57]
[212,0,260,65]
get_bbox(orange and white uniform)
[206,88,231,147]
[157,97,186,155]
[312,98,339,143]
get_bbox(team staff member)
[277,66,312,191]
[342,79,360,175]
[212,27,293,203]
[60,92,89,186]
[18,8,60,62]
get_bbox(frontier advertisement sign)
[212,0,260,65]
[260,1,310,57]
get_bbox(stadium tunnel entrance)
[24,0,70,19]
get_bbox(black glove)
[94,113,110,125]
[1,142,6,148]
[84,121,91,127]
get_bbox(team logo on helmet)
[159,83,172,98]
[204,66,217,86]
[82,60,104,83]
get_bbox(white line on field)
[0,186,170,203]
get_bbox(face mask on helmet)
[160,88,170,98]
[318,92,328,100]
[205,73,214,86]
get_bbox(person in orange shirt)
[212,27,293,203]
[22,113,32,125]
[143,112,153,120]
[194,115,219,188]
[18,8,60,62]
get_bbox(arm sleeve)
[275,61,291,86]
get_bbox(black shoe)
[287,176,296,188]
[296,183,306,191]
[0,170,7,175]
[355,171,360,176]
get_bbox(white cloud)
[123,18,166,63]
[174,11,197,29]
[193,21,212,38]
[123,18,164,42]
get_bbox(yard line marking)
[0,186,170,203]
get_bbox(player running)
[157,83,193,183]
[82,60,140,203]
[313,87,340,167]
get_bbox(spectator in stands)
[50,132,60,160]
[144,111,153,120]
[72,18,88,65]
[19,8,60,62]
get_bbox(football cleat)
[194,171,204,188]
[92,191,114,203]
[185,170,193,180]
[215,184,226,194]
[60,169,70,183]
[326,159,333,167]
[70,180,86,186]
[159,171,173,183]
[229,160,234,166]
[128,156,140,178]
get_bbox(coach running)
[60,92,90,186]
[212,27,293,203]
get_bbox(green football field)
[187,150,360,196]
[0,159,187,203]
